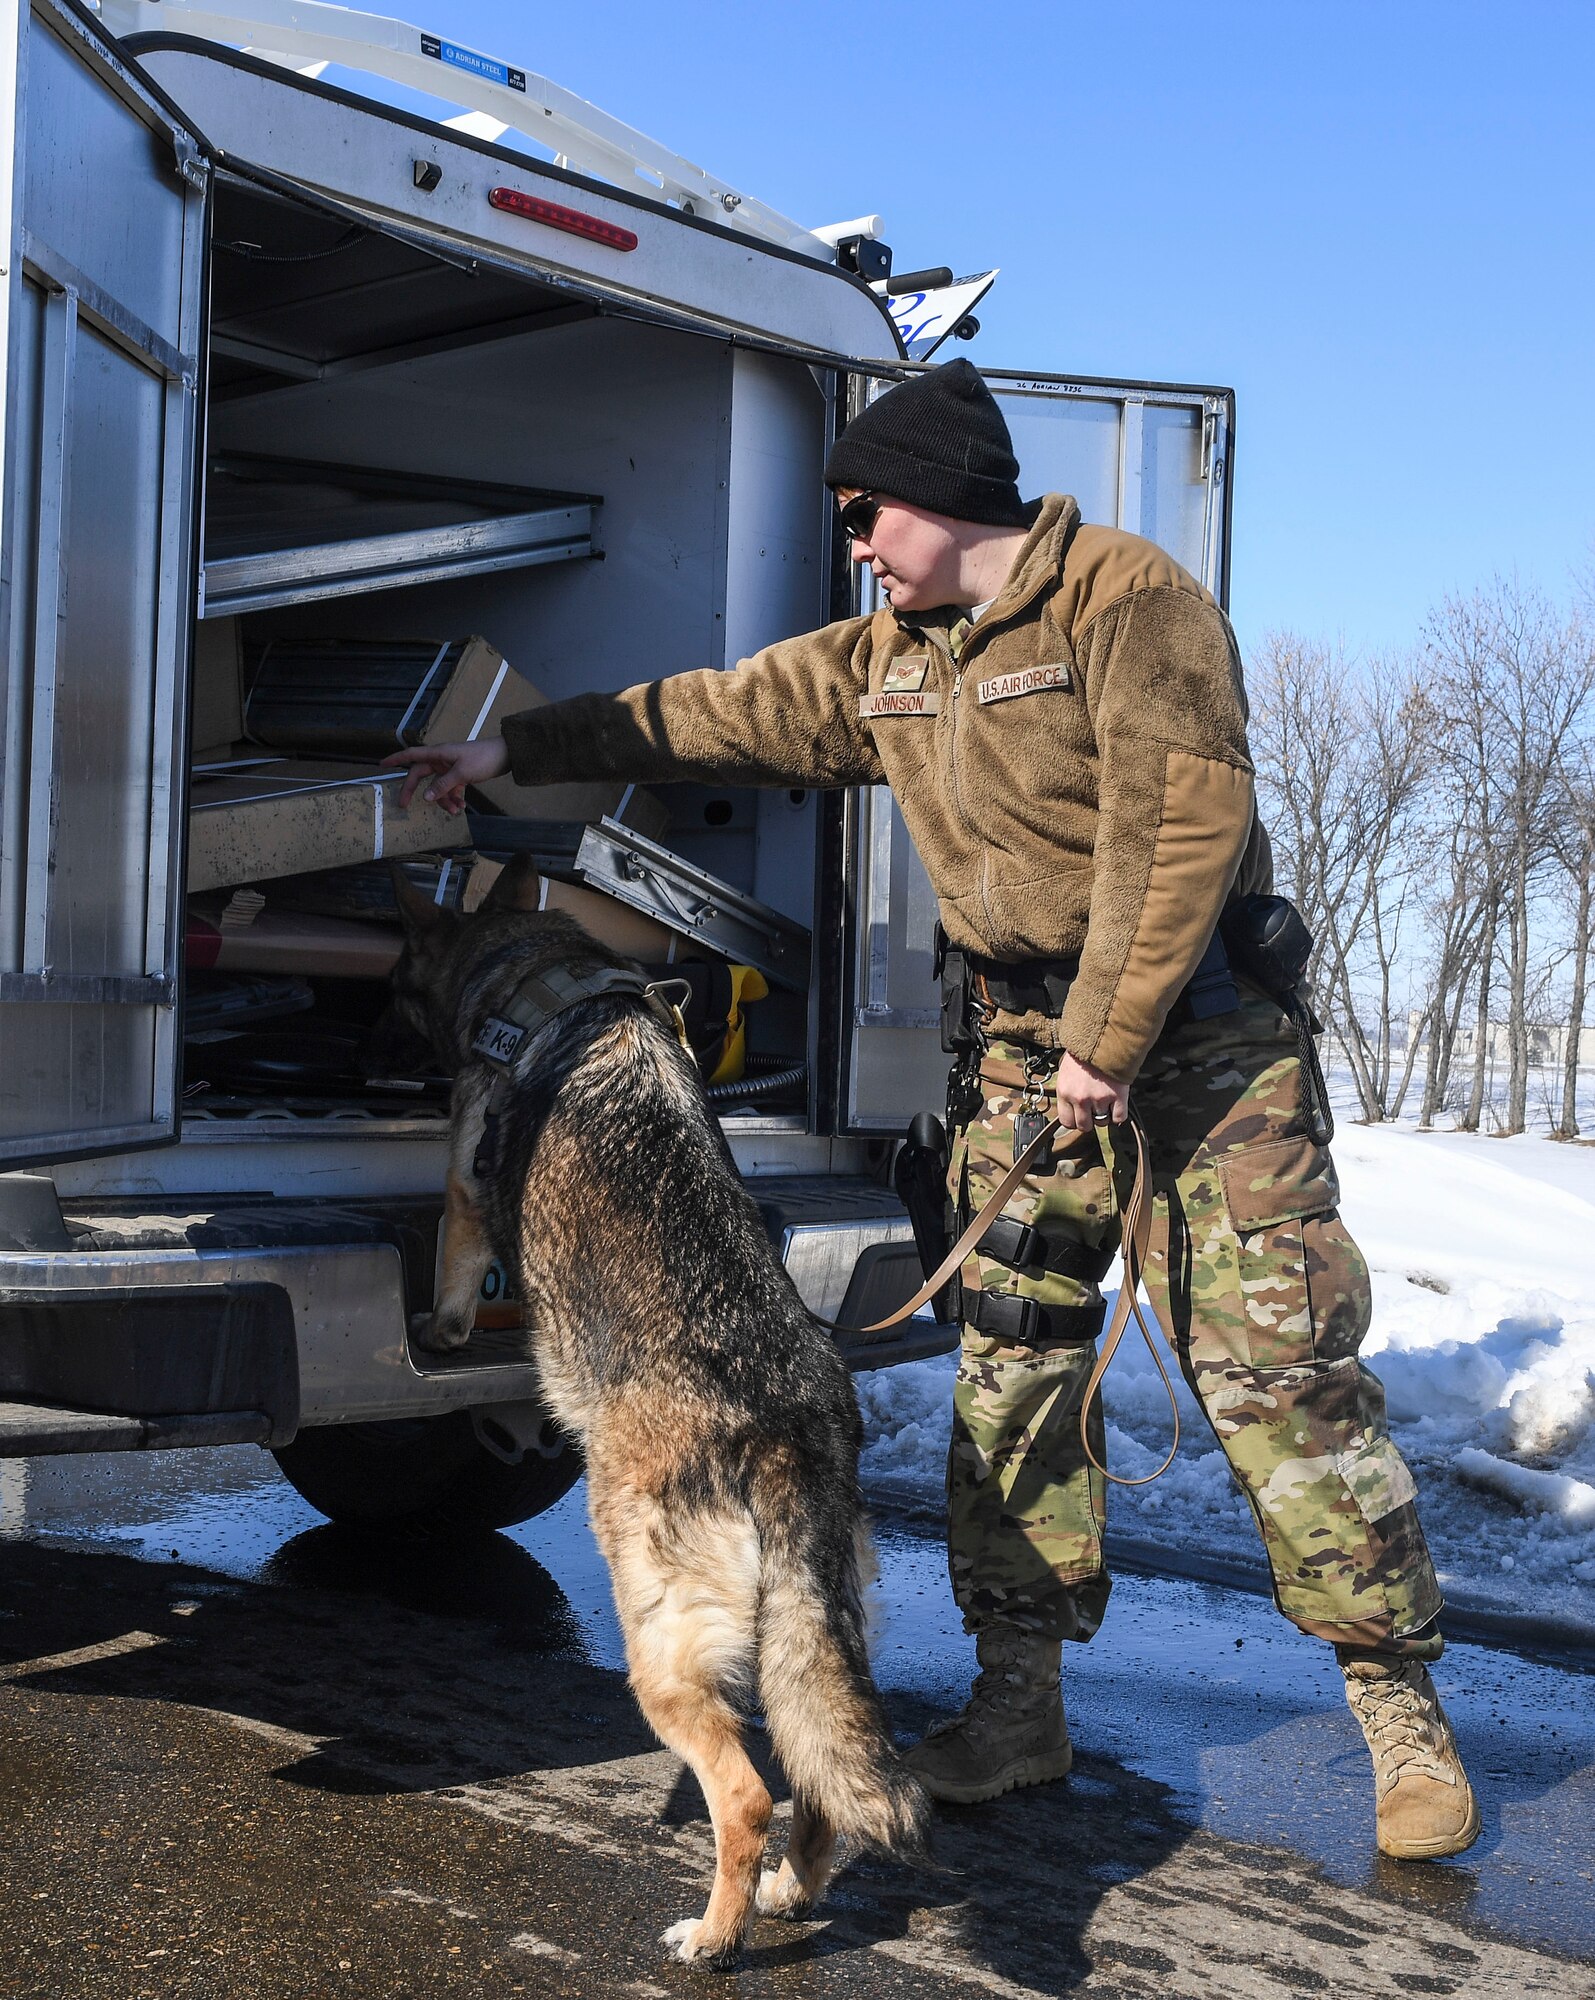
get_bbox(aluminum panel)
[985,373,1233,599]
[22,10,189,341]
[48,321,163,975]
[0,1,206,1167]
[131,43,903,367]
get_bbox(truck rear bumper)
[0,1280,298,1447]
[0,1178,957,1451]
[0,1237,541,1434]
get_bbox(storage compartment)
[177,170,832,1159]
[201,457,595,617]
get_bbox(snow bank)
[1454,1447,1595,1527]
[858,1125,1595,1633]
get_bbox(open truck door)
[0,0,209,1167]
[838,367,1234,1131]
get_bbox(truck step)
[0,1402,273,1456]
[842,1320,959,1373]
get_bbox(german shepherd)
[377,865,927,1966]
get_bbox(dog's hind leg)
[413,1163,494,1352]
[598,1498,772,1967]
[756,1791,837,1919]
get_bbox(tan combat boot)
[906,1626,1072,1805]
[1342,1658,1480,1860]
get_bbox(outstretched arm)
[386,617,886,808]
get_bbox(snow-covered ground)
[858,1122,1595,1636]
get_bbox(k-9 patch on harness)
[472,1016,528,1066]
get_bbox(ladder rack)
[91,0,880,263]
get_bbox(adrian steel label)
[421,33,527,91]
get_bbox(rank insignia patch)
[882,656,930,693]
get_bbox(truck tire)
[271,1410,582,1534]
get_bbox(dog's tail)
[754,1502,929,1857]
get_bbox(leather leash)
[819,1112,1181,1487]
[1076,1115,1181,1488]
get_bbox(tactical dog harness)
[469,964,1177,1486]
[469,964,691,1178]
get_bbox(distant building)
[1404,1013,1594,1070]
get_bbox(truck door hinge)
[173,134,209,190]
[1201,408,1225,484]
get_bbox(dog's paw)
[408,1311,472,1354]
[661,1918,701,1959]
[756,1865,812,1921]
[660,1917,738,1968]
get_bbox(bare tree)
[1250,636,1432,1122]
[1424,582,1593,1134]
[1414,813,1491,1127]
[1548,737,1595,1138]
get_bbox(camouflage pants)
[948,992,1444,1658]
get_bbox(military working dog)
[376,867,927,1966]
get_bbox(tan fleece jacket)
[501,494,1272,1080]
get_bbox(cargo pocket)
[1218,1133,1339,1231]
[1204,1352,1439,1633]
[1218,1135,1342,1369]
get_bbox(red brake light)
[488,186,638,251]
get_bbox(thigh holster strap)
[968,1291,1107,1346]
[979,1214,1116,1286]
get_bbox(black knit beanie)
[824,358,1026,526]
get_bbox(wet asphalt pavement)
[0,1448,1591,1999]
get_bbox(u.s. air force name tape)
[977,664,1070,703]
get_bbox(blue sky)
[329,0,1593,658]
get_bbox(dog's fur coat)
[379,870,927,1964]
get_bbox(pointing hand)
[380,738,512,814]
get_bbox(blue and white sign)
[881,270,999,361]
[421,32,527,93]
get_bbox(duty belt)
[937,925,1240,1057]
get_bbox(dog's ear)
[388,863,458,940]
[482,853,542,912]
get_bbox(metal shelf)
[200,453,596,617]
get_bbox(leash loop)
[820,1108,1182,1487]
[1078,1114,1182,1488]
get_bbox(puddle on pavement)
[2,1447,1591,1962]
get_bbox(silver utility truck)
[0,0,1234,1528]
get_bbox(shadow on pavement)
[0,1534,1208,1991]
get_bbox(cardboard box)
[241,633,662,829]
[481,859,689,964]
[188,759,473,891]
[540,875,691,963]
[261,851,505,924]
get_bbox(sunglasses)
[837,491,883,541]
